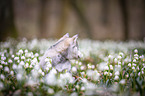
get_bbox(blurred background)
[0,0,145,41]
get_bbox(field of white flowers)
[0,38,145,96]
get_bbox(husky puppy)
[39,33,81,72]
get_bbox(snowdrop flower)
[142,71,144,74]
[119,52,124,57]
[45,73,57,86]
[82,78,88,83]
[114,58,118,63]
[25,63,29,68]
[34,53,39,57]
[16,73,23,80]
[133,59,136,62]
[10,71,14,75]
[48,88,54,94]
[128,63,131,67]
[0,82,4,90]
[4,67,9,72]
[110,65,113,70]
[81,86,85,91]
[132,66,135,69]
[104,66,109,70]
[38,69,42,74]
[118,61,121,65]
[12,64,17,69]
[79,62,82,65]
[0,74,5,80]
[25,49,28,53]
[0,65,3,69]
[16,52,20,56]
[138,72,140,76]
[114,75,119,80]
[21,56,25,60]
[80,65,85,70]
[91,65,95,69]
[76,85,79,89]
[51,68,57,74]
[104,71,108,75]
[72,67,77,73]
[134,49,138,53]
[11,55,15,58]
[117,56,122,60]
[19,49,23,54]
[110,73,112,76]
[115,71,120,76]
[14,57,19,60]
[42,72,45,76]
[119,79,126,85]
[8,59,13,63]
[20,61,25,66]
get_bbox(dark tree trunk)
[119,0,128,40]
[0,0,17,41]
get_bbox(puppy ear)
[72,34,78,42]
[55,33,69,45]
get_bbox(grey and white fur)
[39,33,81,72]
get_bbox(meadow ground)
[0,38,145,96]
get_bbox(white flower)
[134,49,138,53]
[142,71,144,74]
[119,79,126,85]
[91,65,95,69]
[11,55,15,58]
[25,49,28,53]
[79,62,82,65]
[114,58,118,63]
[72,67,77,72]
[81,86,85,91]
[128,63,131,67]
[16,73,23,80]
[132,67,135,69]
[8,59,13,63]
[110,65,113,70]
[110,73,112,76]
[27,92,33,96]
[14,57,19,60]
[133,59,136,62]
[76,85,79,89]
[4,67,9,72]
[20,61,25,66]
[0,74,5,80]
[82,78,88,83]
[125,74,129,78]
[21,56,25,60]
[104,71,108,75]
[10,71,14,75]
[0,65,3,69]
[114,75,119,80]
[12,64,17,69]
[19,49,23,54]
[138,72,140,76]
[47,88,54,94]
[35,53,39,57]
[25,63,29,68]
[0,82,4,90]
[45,73,57,86]
[80,65,85,70]
[104,66,109,70]
[117,56,122,59]
[42,72,45,76]
[51,68,57,74]
[115,71,120,76]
